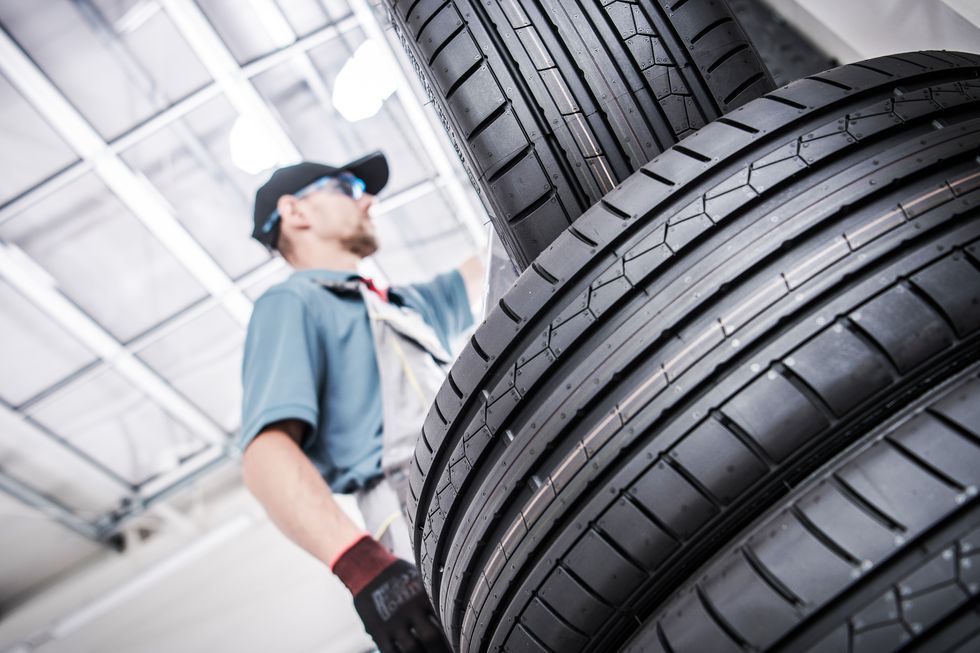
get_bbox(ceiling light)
[229,114,281,175]
[332,39,399,122]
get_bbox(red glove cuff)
[331,535,399,595]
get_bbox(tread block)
[564,529,645,604]
[659,588,742,653]
[702,552,800,649]
[795,483,898,562]
[520,597,589,651]
[448,66,506,136]
[539,566,613,636]
[723,372,830,462]
[932,377,980,434]
[630,460,718,539]
[430,33,483,95]
[837,440,960,531]
[671,418,768,503]
[790,325,895,416]
[597,497,677,571]
[851,285,955,373]
[910,256,980,337]
[890,413,980,487]
[748,512,855,605]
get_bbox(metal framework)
[0,1,488,544]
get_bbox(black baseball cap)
[251,150,389,248]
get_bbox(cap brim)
[342,151,388,196]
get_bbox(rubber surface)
[623,365,980,653]
[408,52,980,652]
[383,0,774,269]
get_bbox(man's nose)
[359,194,375,210]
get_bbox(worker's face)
[300,185,378,257]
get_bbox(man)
[237,151,481,653]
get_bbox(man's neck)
[288,247,362,273]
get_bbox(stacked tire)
[385,3,980,652]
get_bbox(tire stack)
[383,2,980,651]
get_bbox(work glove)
[332,535,451,653]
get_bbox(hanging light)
[228,114,281,175]
[332,39,399,123]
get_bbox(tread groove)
[509,190,557,226]
[601,198,632,220]
[903,279,961,336]
[447,371,464,399]
[486,144,535,184]
[842,317,901,376]
[690,17,733,45]
[466,101,510,140]
[723,72,767,106]
[706,43,750,74]
[444,58,485,100]
[531,262,559,286]
[559,562,614,608]
[805,75,854,92]
[414,0,452,40]
[498,297,523,324]
[639,167,677,186]
[775,363,837,422]
[789,505,861,566]
[712,409,776,468]
[884,437,966,491]
[851,62,896,78]
[656,622,676,653]
[665,457,723,509]
[695,584,749,647]
[517,622,557,653]
[925,408,980,446]
[425,20,466,66]
[536,590,590,638]
[716,117,760,134]
[741,545,805,607]
[764,94,809,110]
[673,144,712,163]
[592,526,648,579]
[567,226,599,248]
[470,338,490,363]
[622,492,683,543]
[830,475,907,533]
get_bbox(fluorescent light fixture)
[229,114,281,174]
[332,39,399,122]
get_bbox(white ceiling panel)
[277,0,347,37]
[0,279,96,407]
[119,94,271,279]
[135,306,245,433]
[0,408,127,515]
[0,173,210,342]
[195,0,293,64]
[0,72,79,205]
[0,0,212,140]
[26,366,209,486]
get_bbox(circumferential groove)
[690,16,732,45]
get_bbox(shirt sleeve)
[398,269,474,353]
[236,289,325,451]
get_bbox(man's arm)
[458,254,484,308]
[241,419,362,565]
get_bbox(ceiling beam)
[0,27,254,327]
[0,243,227,449]
[0,470,103,544]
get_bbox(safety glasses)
[261,173,368,236]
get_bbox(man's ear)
[277,194,308,230]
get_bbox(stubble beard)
[340,221,378,258]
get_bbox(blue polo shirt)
[237,267,472,492]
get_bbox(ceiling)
[0,0,487,615]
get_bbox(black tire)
[727,0,837,87]
[409,52,980,652]
[383,0,774,270]
[623,366,980,653]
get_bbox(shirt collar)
[290,268,360,283]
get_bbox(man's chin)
[342,235,379,258]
